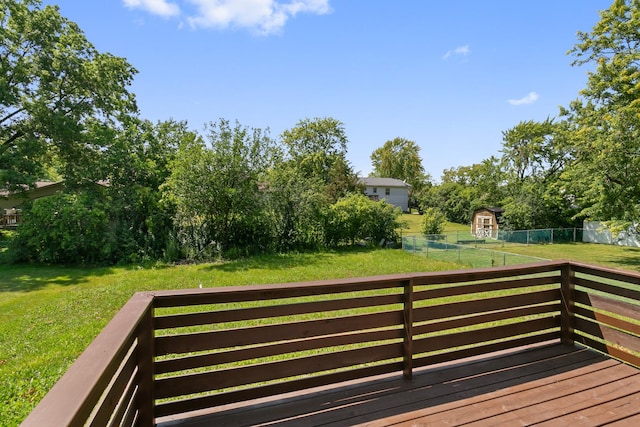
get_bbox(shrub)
[324,194,401,246]
[421,207,446,236]
[10,192,115,264]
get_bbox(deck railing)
[20,261,640,426]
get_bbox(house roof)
[0,181,63,198]
[359,177,411,188]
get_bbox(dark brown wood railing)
[20,261,640,426]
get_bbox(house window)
[372,187,377,194]
[385,187,390,196]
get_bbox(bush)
[10,192,115,264]
[324,194,401,246]
[421,207,446,236]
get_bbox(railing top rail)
[20,292,155,427]
[150,261,570,307]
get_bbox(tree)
[421,207,446,236]
[562,0,640,224]
[370,137,429,188]
[263,160,326,251]
[418,158,504,224]
[500,120,577,229]
[101,119,190,261]
[280,117,360,202]
[163,119,274,258]
[0,0,137,192]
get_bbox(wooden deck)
[21,261,640,427]
[159,343,640,427]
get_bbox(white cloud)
[508,92,539,106]
[123,0,332,34]
[443,45,470,60]
[187,0,331,34]
[123,0,181,17]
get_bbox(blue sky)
[46,0,612,180]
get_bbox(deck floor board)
[158,343,640,427]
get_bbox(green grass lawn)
[4,219,640,425]
[399,213,466,236]
[0,248,459,426]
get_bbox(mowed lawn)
[4,218,640,425]
[0,248,459,425]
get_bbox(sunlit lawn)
[0,248,458,425]
[5,218,640,425]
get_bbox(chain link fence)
[402,234,552,268]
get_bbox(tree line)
[3,0,640,263]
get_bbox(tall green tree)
[0,0,137,192]
[500,119,577,229]
[370,137,431,210]
[370,137,429,190]
[281,117,360,202]
[562,0,640,224]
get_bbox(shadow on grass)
[0,264,115,293]
[602,247,640,271]
[201,246,377,273]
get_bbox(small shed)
[471,207,504,238]
[359,177,411,212]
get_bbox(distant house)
[360,177,410,212]
[0,181,65,210]
[0,181,66,227]
[0,181,107,227]
[471,207,504,238]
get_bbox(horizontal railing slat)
[155,342,403,399]
[414,304,560,336]
[152,277,409,307]
[155,310,403,356]
[572,262,640,287]
[155,293,403,330]
[574,276,640,302]
[411,262,564,286]
[413,332,559,369]
[108,371,138,427]
[414,275,559,302]
[575,334,640,367]
[154,362,404,418]
[413,316,560,355]
[574,317,640,354]
[414,288,560,323]
[88,348,138,427]
[574,304,640,337]
[155,328,403,374]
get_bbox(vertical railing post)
[403,278,414,380]
[136,302,155,426]
[560,263,576,345]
